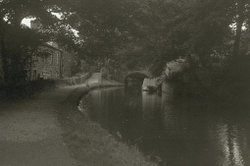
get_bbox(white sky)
[21,12,62,28]
[21,17,36,27]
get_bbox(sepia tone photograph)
[0,0,250,166]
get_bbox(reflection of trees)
[88,88,123,128]
[158,83,183,137]
[86,86,250,166]
[142,92,161,121]
[215,123,245,166]
[125,85,142,108]
[89,87,144,143]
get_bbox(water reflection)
[214,123,245,166]
[85,84,250,166]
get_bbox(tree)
[230,0,250,57]
[0,0,77,85]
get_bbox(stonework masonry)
[29,44,73,80]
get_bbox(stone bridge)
[124,70,151,85]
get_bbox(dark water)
[85,84,250,166]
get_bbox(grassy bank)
[0,80,56,100]
[57,81,158,166]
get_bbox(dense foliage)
[60,0,250,73]
[1,0,250,90]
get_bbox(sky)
[21,17,36,27]
[21,12,62,28]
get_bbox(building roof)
[40,43,63,52]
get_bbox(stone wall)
[30,45,62,80]
[56,73,90,86]
[164,58,190,79]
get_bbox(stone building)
[28,42,74,80]
[28,43,62,80]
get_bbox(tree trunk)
[0,22,9,85]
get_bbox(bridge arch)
[124,71,150,86]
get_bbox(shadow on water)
[83,82,250,166]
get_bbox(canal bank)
[57,78,158,166]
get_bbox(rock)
[142,78,158,91]
[164,58,190,79]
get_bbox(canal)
[81,84,250,166]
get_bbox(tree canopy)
[1,0,250,85]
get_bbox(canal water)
[84,85,250,166]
